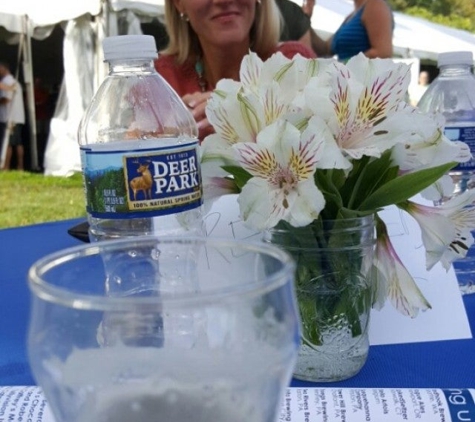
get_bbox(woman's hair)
[162,0,282,64]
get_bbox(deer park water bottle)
[78,35,204,241]
[417,51,475,294]
[417,51,475,199]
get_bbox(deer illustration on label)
[129,160,153,201]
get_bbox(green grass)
[0,171,87,229]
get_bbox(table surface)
[1,218,475,388]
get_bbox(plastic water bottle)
[78,35,204,241]
[417,51,475,199]
[417,51,475,294]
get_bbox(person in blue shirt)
[310,0,393,61]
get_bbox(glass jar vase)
[264,216,376,382]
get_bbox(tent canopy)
[0,0,162,31]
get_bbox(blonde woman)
[155,0,315,140]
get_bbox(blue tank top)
[331,7,370,62]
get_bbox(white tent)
[1,0,475,175]
[0,0,164,175]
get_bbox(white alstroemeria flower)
[399,190,475,270]
[205,52,331,151]
[240,51,327,102]
[205,88,260,147]
[234,120,325,230]
[203,53,328,181]
[201,159,239,202]
[392,110,472,172]
[240,51,294,93]
[304,53,420,165]
[392,113,471,172]
[345,53,410,89]
[420,174,457,202]
[205,176,238,195]
[205,70,301,151]
[373,218,431,317]
[200,135,242,202]
[306,115,353,171]
[390,112,471,201]
[203,84,285,173]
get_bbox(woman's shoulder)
[275,41,316,59]
[363,0,392,17]
[361,0,393,28]
[155,53,182,74]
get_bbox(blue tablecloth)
[1,219,475,387]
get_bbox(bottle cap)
[102,35,158,61]
[437,51,473,68]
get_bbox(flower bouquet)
[200,52,475,381]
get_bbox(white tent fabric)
[0,0,164,175]
[305,0,475,62]
[393,12,475,61]
[43,8,147,176]
[0,0,162,34]
[0,0,102,36]
[43,17,97,176]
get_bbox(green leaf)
[314,169,345,217]
[336,207,373,219]
[343,152,396,209]
[221,165,253,190]
[358,162,456,211]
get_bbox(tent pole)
[23,15,39,171]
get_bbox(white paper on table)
[204,194,473,346]
[370,201,472,345]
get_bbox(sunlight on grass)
[0,171,87,229]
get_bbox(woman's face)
[173,0,257,50]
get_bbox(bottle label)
[445,126,475,171]
[80,140,202,219]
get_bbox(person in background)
[0,79,16,144]
[275,0,313,51]
[409,70,430,107]
[0,61,25,170]
[302,0,315,17]
[310,0,393,62]
[156,0,316,141]
[0,82,15,91]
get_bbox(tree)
[387,0,475,31]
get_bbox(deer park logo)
[124,150,201,209]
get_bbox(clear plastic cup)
[27,236,299,422]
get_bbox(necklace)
[194,59,207,92]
